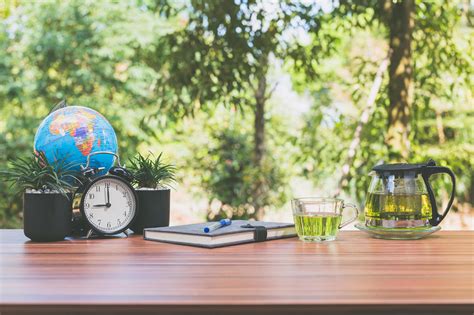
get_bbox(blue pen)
[204,219,232,233]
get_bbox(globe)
[34,106,118,176]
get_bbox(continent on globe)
[34,106,118,175]
[49,108,97,156]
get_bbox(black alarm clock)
[72,152,138,238]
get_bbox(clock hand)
[92,204,108,207]
[106,183,111,208]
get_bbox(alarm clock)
[72,152,138,238]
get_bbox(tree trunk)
[254,76,266,169]
[252,56,269,220]
[385,0,414,161]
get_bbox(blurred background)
[0,0,472,229]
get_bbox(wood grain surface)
[0,229,473,314]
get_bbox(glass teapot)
[364,160,456,228]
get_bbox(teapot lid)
[372,159,436,175]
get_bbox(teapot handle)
[421,166,456,226]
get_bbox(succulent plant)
[128,152,176,189]
[0,151,83,196]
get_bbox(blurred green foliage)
[183,110,291,220]
[0,0,472,227]
[291,0,473,209]
[0,0,170,226]
[152,0,332,219]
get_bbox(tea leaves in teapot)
[365,193,431,222]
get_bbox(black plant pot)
[130,189,170,234]
[23,192,72,242]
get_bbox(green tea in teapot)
[363,160,456,232]
[364,193,431,222]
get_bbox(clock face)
[82,177,137,234]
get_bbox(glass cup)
[292,197,359,242]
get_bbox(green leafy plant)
[0,152,83,196]
[128,152,176,189]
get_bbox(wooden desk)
[0,229,473,314]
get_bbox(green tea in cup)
[292,197,359,242]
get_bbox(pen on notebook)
[204,219,232,233]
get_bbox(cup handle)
[339,203,359,228]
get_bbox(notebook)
[143,220,296,248]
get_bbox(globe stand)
[85,229,130,239]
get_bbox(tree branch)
[333,49,392,197]
[263,82,278,103]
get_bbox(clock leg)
[86,229,95,239]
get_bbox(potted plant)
[1,152,82,242]
[128,152,176,234]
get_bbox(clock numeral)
[115,185,119,191]
[88,213,94,219]
[88,193,95,199]
[117,218,121,225]
[95,186,101,192]
[97,219,102,226]
[123,211,127,217]
[85,203,90,208]
[122,192,128,198]
[107,222,111,228]
[127,201,132,207]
